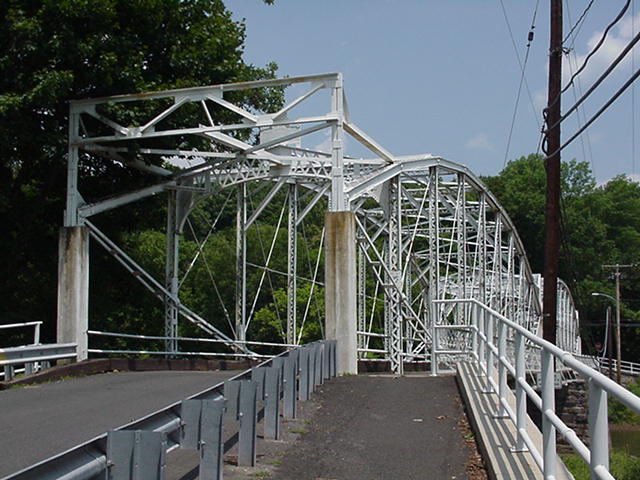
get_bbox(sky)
[224,0,639,183]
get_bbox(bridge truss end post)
[57,226,89,362]
[324,211,357,375]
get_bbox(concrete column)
[324,211,357,375]
[57,226,89,361]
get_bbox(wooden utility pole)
[603,264,633,383]
[543,0,563,345]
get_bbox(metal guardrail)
[1,339,336,480]
[432,298,640,480]
[0,322,45,381]
[1,343,76,382]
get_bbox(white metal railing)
[1,322,44,381]
[87,330,296,358]
[597,357,640,377]
[431,298,640,480]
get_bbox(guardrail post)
[308,347,317,394]
[264,366,282,440]
[4,365,14,381]
[238,380,257,467]
[107,430,167,480]
[298,347,311,401]
[541,349,556,480]
[251,366,267,401]
[512,332,528,452]
[314,343,323,386]
[283,352,298,419]
[588,378,609,478]
[224,379,258,467]
[180,398,225,480]
[329,340,337,377]
[496,320,508,417]
[322,341,330,380]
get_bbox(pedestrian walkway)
[271,374,481,480]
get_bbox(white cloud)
[466,133,494,151]
[563,12,640,86]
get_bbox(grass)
[561,451,640,480]
[247,472,271,478]
[289,428,308,435]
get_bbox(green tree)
[483,155,640,359]
[0,0,282,343]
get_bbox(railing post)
[541,349,556,480]
[430,301,438,376]
[478,306,486,376]
[484,310,494,393]
[588,379,609,479]
[512,332,528,452]
[471,302,478,361]
[496,319,508,417]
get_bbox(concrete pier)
[324,211,357,375]
[56,226,89,361]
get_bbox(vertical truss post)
[456,174,468,327]
[236,183,247,344]
[357,246,366,355]
[386,177,403,374]
[329,74,346,211]
[286,183,298,346]
[64,107,81,227]
[428,167,440,371]
[404,263,414,358]
[165,192,179,354]
[491,212,503,312]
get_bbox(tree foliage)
[0,0,281,343]
[483,154,640,360]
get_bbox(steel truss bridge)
[58,72,580,374]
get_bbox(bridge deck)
[0,370,238,477]
[261,374,480,480]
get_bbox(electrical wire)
[563,0,596,46]
[498,0,542,165]
[565,1,596,171]
[559,0,632,98]
[549,65,640,160]
[545,28,640,133]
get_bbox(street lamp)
[592,292,621,383]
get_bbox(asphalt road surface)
[0,370,238,477]
[273,374,474,480]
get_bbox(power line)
[499,0,540,166]
[563,0,595,46]
[564,2,596,171]
[545,28,640,134]
[552,65,640,159]
[560,0,631,96]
